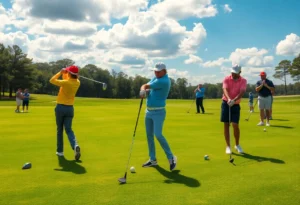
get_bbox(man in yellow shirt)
[49,65,81,160]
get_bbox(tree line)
[1,44,300,100]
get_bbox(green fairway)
[0,95,299,205]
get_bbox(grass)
[0,95,299,205]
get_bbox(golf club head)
[102,83,107,91]
[118,177,126,184]
[245,119,249,121]
[229,158,234,163]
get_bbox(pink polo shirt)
[222,75,247,104]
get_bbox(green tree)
[273,60,291,95]
[289,54,300,82]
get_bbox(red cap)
[65,65,79,75]
[259,71,266,76]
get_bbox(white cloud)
[229,47,273,67]
[223,4,232,13]
[202,57,230,67]
[276,33,300,56]
[0,31,30,52]
[184,54,203,64]
[150,0,217,20]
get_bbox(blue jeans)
[55,104,78,152]
[145,109,173,161]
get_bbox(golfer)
[49,65,81,160]
[194,84,205,114]
[248,92,254,112]
[221,64,247,154]
[15,88,23,113]
[140,62,177,171]
[255,71,275,126]
[22,89,30,112]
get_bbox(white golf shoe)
[257,121,264,126]
[235,145,244,154]
[225,146,232,154]
[266,121,270,126]
[56,152,64,157]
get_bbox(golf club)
[245,98,258,121]
[228,106,234,164]
[118,98,144,184]
[79,75,107,90]
[187,98,195,113]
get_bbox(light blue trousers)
[55,104,78,152]
[145,109,173,161]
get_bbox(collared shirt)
[146,74,170,108]
[49,72,80,105]
[23,92,30,102]
[222,75,247,104]
[256,79,274,97]
[195,87,205,98]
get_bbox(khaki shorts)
[16,99,23,106]
[258,96,271,110]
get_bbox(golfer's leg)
[258,97,265,122]
[224,123,230,147]
[221,101,230,147]
[231,105,240,145]
[196,98,200,113]
[145,112,156,160]
[153,110,173,160]
[265,96,271,121]
[200,97,205,113]
[55,105,64,153]
[64,106,77,150]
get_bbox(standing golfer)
[248,92,254,112]
[255,72,275,126]
[221,64,247,154]
[22,89,30,113]
[15,88,23,113]
[49,65,81,160]
[194,84,205,114]
[140,62,177,171]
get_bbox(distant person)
[194,84,205,114]
[15,88,23,113]
[255,72,275,126]
[221,64,247,154]
[22,89,30,113]
[248,92,254,112]
[49,65,81,160]
[139,62,177,171]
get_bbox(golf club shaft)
[80,75,106,85]
[187,98,195,112]
[229,106,232,160]
[124,98,144,174]
[245,98,258,121]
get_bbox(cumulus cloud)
[0,31,30,52]
[202,57,231,67]
[276,33,300,56]
[223,4,232,13]
[184,54,203,64]
[150,0,217,20]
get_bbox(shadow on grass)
[154,165,200,188]
[270,125,293,129]
[232,153,285,165]
[54,156,86,174]
[271,119,289,121]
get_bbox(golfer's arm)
[223,88,231,100]
[255,84,263,92]
[49,72,64,86]
[233,90,246,101]
[140,84,150,90]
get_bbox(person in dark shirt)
[255,72,275,126]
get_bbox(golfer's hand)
[228,99,235,107]
[60,68,67,74]
[139,90,147,98]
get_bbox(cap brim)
[151,68,165,71]
[66,70,79,76]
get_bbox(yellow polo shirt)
[49,72,80,105]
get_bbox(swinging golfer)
[49,65,81,160]
[140,62,177,171]
[221,65,247,154]
[194,84,205,114]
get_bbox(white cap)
[231,64,241,74]
[152,62,166,71]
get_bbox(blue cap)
[152,62,166,71]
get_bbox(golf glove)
[139,90,147,98]
[228,99,235,107]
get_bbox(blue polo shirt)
[146,74,171,108]
[195,88,205,98]
[256,79,274,97]
[23,93,30,102]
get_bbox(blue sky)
[0,0,299,85]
